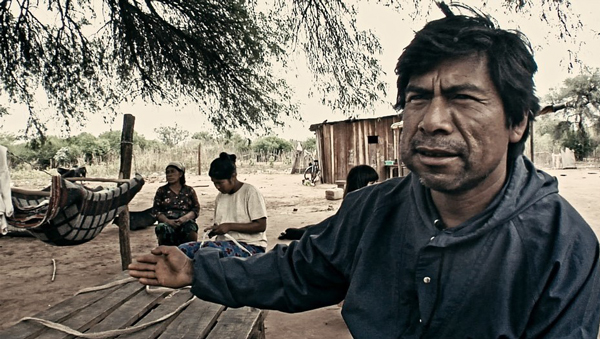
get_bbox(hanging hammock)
[7,174,145,246]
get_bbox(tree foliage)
[252,136,293,154]
[544,70,600,159]
[154,123,190,147]
[0,0,586,141]
[98,130,157,152]
[1,0,295,139]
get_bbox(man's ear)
[509,114,529,143]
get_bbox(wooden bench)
[0,272,265,339]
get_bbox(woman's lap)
[178,240,265,258]
[155,221,198,246]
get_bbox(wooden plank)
[157,297,225,339]
[329,124,335,184]
[205,307,265,339]
[36,280,144,339]
[117,289,194,339]
[0,272,131,339]
[86,286,168,334]
[337,122,348,182]
[0,286,120,339]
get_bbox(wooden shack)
[309,114,402,184]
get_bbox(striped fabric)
[8,174,145,246]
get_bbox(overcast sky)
[1,0,599,141]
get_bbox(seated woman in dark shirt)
[153,162,200,246]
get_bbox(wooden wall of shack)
[309,114,402,184]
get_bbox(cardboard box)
[325,188,344,200]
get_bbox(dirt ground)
[1,167,600,338]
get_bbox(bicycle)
[303,159,321,186]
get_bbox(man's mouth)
[418,150,455,157]
[415,146,458,157]
[414,147,460,166]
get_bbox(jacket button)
[423,277,431,284]
[430,236,435,241]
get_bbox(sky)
[1,0,599,141]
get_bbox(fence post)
[117,114,134,271]
[197,143,202,175]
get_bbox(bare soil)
[1,168,600,338]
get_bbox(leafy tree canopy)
[545,70,600,134]
[252,136,293,154]
[154,123,190,147]
[0,0,585,141]
[542,70,600,159]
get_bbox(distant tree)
[303,137,317,152]
[53,146,80,166]
[192,132,214,143]
[24,136,68,168]
[0,132,18,148]
[545,70,600,159]
[223,133,253,154]
[98,130,155,152]
[252,136,293,155]
[68,133,112,164]
[155,124,190,147]
[0,1,583,140]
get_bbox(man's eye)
[406,94,425,103]
[453,94,477,101]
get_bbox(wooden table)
[1,272,265,339]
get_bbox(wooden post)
[117,114,135,270]
[529,120,534,164]
[197,143,202,175]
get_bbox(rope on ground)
[51,259,56,282]
[74,277,137,295]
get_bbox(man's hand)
[128,246,194,288]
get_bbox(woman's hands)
[205,223,232,237]
[160,213,193,228]
[204,219,266,237]
[128,246,194,288]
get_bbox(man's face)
[400,54,524,194]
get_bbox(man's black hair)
[394,13,540,158]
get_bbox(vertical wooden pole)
[529,120,534,164]
[117,114,135,270]
[197,143,202,175]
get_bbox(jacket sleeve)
[187,188,378,312]
[189,216,349,312]
[524,208,600,338]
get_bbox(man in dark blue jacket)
[129,10,600,338]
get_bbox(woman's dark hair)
[209,152,237,180]
[344,165,379,197]
[394,13,540,159]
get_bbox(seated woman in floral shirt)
[152,162,200,246]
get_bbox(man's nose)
[418,97,453,135]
